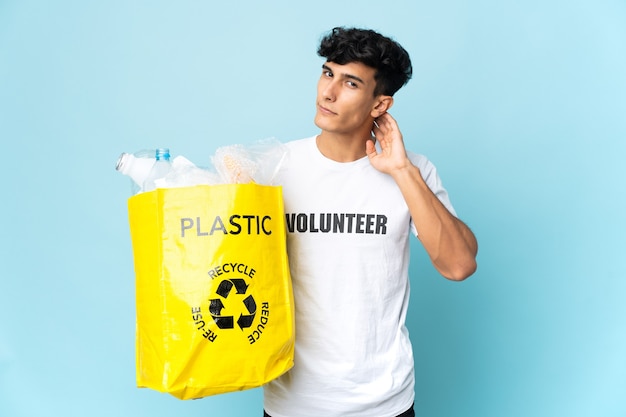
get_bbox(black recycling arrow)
[216,280,233,298]
[237,314,254,330]
[243,294,256,314]
[215,316,234,329]
[237,295,257,330]
[215,278,248,297]
[230,279,249,294]
[209,299,225,315]
[209,299,234,329]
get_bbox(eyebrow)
[322,64,366,85]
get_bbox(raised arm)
[367,113,478,280]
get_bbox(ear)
[371,96,394,118]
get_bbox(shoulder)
[280,136,317,165]
[406,150,447,194]
[406,150,457,215]
[284,136,316,152]
[274,136,316,181]
[406,151,436,175]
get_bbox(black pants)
[263,403,415,417]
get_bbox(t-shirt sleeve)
[408,152,457,236]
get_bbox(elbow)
[440,258,477,281]
[432,232,479,281]
[444,236,478,281]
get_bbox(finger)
[376,116,393,133]
[381,113,399,131]
[376,112,391,125]
[365,139,377,156]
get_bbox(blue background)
[1,1,625,416]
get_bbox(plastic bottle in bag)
[115,150,156,194]
[142,148,172,191]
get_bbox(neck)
[316,131,373,162]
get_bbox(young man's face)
[314,61,383,137]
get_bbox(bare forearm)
[391,164,478,280]
[367,113,477,279]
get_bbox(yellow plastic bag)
[127,183,295,399]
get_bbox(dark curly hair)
[317,27,413,97]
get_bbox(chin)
[313,113,326,130]
[315,109,339,127]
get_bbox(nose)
[321,80,337,102]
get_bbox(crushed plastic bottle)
[115,149,157,194]
[142,148,172,192]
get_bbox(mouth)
[317,104,337,116]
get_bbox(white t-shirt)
[264,137,456,417]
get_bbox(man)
[264,27,478,417]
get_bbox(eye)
[346,80,358,88]
[323,70,333,78]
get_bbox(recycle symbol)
[209,278,256,330]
